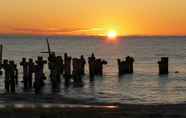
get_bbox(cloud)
[10,27,104,34]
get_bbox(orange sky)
[0,0,186,36]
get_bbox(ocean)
[0,36,186,104]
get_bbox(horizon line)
[0,33,186,38]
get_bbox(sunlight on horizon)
[0,0,186,36]
[107,30,117,39]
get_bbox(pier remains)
[158,57,169,75]
[117,56,134,76]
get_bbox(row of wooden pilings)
[118,56,169,76]
[0,52,169,94]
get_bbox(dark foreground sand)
[1,104,186,118]
[0,93,186,118]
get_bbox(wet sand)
[0,103,186,118]
[0,93,186,118]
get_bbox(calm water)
[1,36,186,104]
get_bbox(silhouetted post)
[0,44,3,75]
[48,55,57,91]
[158,57,169,75]
[51,56,63,92]
[20,58,29,90]
[56,56,63,81]
[35,56,47,73]
[72,58,78,86]
[118,59,128,76]
[72,58,83,87]
[126,56,135,73]
[9,61,16,93]
[28,58,35,88]
[48,52,56,81]
[14,64,18,85]
[34,64,45,94]
[2,60,10,93]
[118,59,123,75]
[88,53,96,80]
[64,53,72,87]
[80,55,86,75]
[118,56,135,76]
[95,59,107,76]
[64,53,72,76]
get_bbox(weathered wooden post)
[95,59,107,76]
[20,58,29,90]
[72,58,84,87]
[33,56,47,94]
[64,53,72,87]
[35,56,47,73]
[80,55,86,75]
[118,59,124,76]
[158,57,169,75]
[56,56,64,77]
[53,56,63,91]
[28,58,35,88]
[14,64,18,85]
[126,56,135,73]
[9,61,16,93]
[118,59,129,76]
[118,56,135,76]
[2,59,10,93]
[0,44,3,75]
[88,53,96,80]
[72,58,79,86]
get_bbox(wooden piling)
[0,44,3,75]
[118,56,135,76]
[158,57,169,75]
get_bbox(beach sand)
[0,93,186,118]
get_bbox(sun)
[107,31,117,39]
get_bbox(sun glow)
[107,31,117,39]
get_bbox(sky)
[0,0,186,36]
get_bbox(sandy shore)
[0,93,186,118]
[0,103,186,118]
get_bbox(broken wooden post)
[35,56,47,73]
[95,59,107,76]
[80,55,86,75]
[2,59,10,93]
[64,53,72,87]
[118,56,135,76]
[118,59,129,76]
[20,58,29,90]
[14,64,18,85]
[88,53,96,80]
[9,60,16,93]
[0,44,3,75]
[126,56,135,73]
[158,57,169,75]
[28,58,35,88]
[34,62,45,94]
[72,58,84,87]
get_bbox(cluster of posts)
[117,56,134,76]
[1,60,18,93]
[118,56,169,76]
[0,43,170,94]
[88,53,107,80]
[0,51,109,94]
[117,56,169,75]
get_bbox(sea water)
[0,36,186,104]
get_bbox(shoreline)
[0,92,186,105]
[0,94,185,117]
[0,102,186,118]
